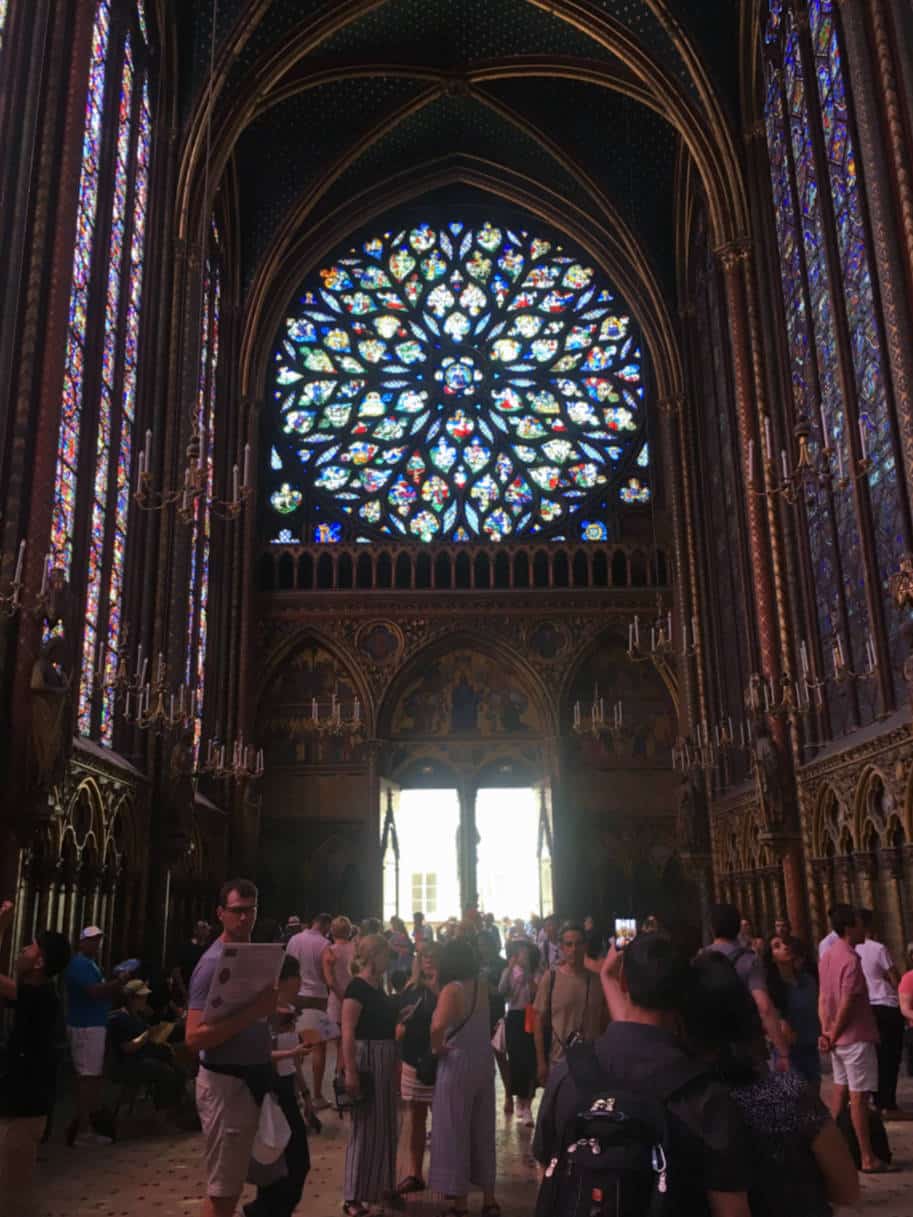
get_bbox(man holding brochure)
[186,878,283,1217]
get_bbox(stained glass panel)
[268,221,649,542]
[0,0,8,53]
[51,0,111,574]
[187,230,221,756]
[101,75,151,742]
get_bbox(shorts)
[67,1026,107,1077]
[196,1067,260,1198]
[296,1009,337,1041]
[831,1041,878,1093]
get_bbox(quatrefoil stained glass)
[268,221,649,543]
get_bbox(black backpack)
[535,1043,707,1217]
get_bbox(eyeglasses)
[224,904,258,916]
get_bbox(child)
[244,956,312,1217]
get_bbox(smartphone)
[614,918,636,949]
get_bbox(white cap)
[80,925,104,940]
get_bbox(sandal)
[342,1203,368,1216]
[396,1176,426,1195]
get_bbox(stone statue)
[29,634,72,795]
[676,768,710,855]
[753,717,788,836]
[162,731,195,860]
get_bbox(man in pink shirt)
[818,903,890,1173]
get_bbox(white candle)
[257,748,264,772]
[232,463,240,502]
[312,697,318,721]
[40,555,49,597]
[666,611,672,642]
[634,616,640,646]
[780,449,789,482]
[748,439,755,483]
[800,639,809,678]
[354,699,360,723]
[650,626,656,652]
[764,418,773,462]
[819,402,829,448]
[618,701,623,727]
[691,616,698,648]
[14,539,25,584]
[837,444,845,482]
[628,623,633,652]
[243,443,251,489]
[858,416,868,460]
[144,429,152,473]
[125,691,132,719]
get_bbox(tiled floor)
[28,1074,913,1215]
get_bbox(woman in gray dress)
[340,934,397,1216]
[429,939,499,1217]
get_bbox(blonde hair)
[331,915,352,941]
[351,933,390,977]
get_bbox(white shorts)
[67,1026,107,1077]
[196,1067,260,1198]
[831,1040,878,1093]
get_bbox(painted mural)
[260,641,362,765]
[390,648,541,738]
[567,639,675,767]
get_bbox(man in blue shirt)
[63,926,125,1146]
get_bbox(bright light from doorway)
[476,787,551,922]
[383,789,460,928]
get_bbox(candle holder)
[198,735,264,782]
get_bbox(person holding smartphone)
[533,922,608,1086]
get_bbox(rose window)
[267,220,650,544]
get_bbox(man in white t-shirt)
[286,914,333,1108]
[857,908,911,1119]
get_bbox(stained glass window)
[0,0,9,54]
[267,220,649,544]
[763,1,902,730]
[186,225,221,756]
[51,1,153,742]
[809,0,904,697]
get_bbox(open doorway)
[382,788,461,931]
[476,787,552,923]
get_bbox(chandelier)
[198,734,264,782]
[748,412,870,505]
[572,686,625,740]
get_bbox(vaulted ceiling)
[172,1,747,391]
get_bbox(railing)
[257,541,671,593]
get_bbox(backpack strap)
[654,1059,711,1104]
[564,1040,605,1095]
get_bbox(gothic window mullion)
[795,3,892,719]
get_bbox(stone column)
[682,854,713,945]
[853,850,878,913]
[880,846,908,966]
[834,855,856,904]
[811,858,836,942]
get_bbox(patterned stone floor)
[27,1072,913,1215]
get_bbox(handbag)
[415,979,479,1088]
[251,1092,292,1165]
[333,1069,374,1113]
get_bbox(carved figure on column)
[676,768,710,856]
[27,571,75,813]
[162,730,195,863]
[752,717,790,836]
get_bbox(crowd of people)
[2,884,913,1216]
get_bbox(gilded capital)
[714,238,752,271]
